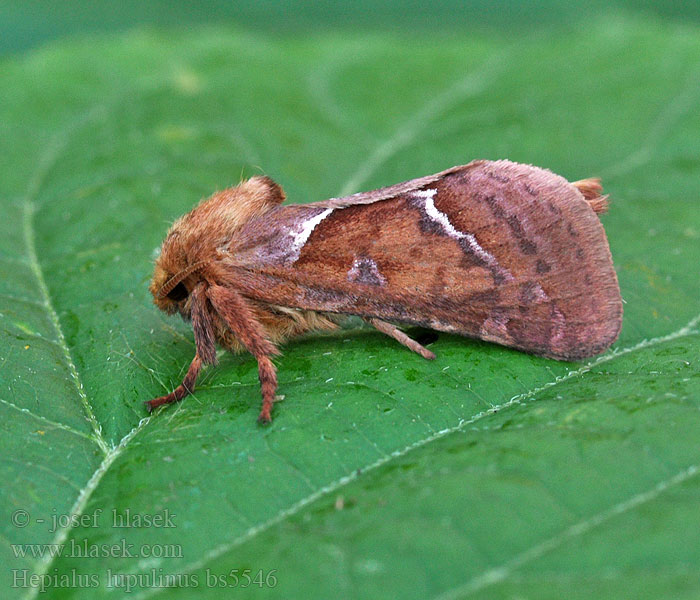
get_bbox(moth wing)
[227,160,622,360]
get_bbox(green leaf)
[2,17,699,599]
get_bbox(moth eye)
[167,282,189,302]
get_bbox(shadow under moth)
[148,159,622,423]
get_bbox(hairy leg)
[191,283,218,365]
[146,284,217,413]
[145,353,203,412]
[207,284,280,423]
[366,318,436,360]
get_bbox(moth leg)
[256,354,278,424]
[146,284,216,413]
[366,318,436,360]
[145,354,203,412]
[207,285,280,424]
[190,283,218,366]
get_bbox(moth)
[148,159,622,423]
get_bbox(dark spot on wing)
[547,201,562,216]
[536,259,551,274]
[484,195,537,255]
[487,171,510,184]
[524,183,538,197]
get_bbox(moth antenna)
[158,261,209,298]
[573,177,609,214]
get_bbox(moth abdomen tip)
[573,177,609,214]
[587,193,609,215]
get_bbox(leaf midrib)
[22,200,109,455]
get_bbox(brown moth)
[148,159,622,423]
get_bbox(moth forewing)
[148,160,623,422]
[229,160,622,360]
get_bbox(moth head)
[149,232,206,315]
[149,175,285,313]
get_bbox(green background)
[3,0,700,56]
[1,2,699,599]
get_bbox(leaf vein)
[432,463,700,599]
[0,397,97,442]
[23,192,109,457]
[602,62,700,178]
[336,52,507,196]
